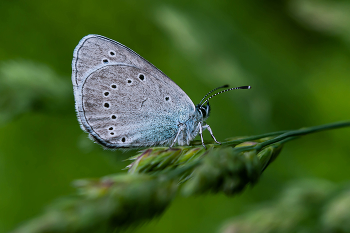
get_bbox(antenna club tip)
[239,86,251,89]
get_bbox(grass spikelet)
[10,121,350,233]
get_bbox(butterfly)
[72,35,250,149]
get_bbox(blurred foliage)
[11,173,179,233]
[220,179,350,233]
[0,0,349,233]
[0,60,71,124]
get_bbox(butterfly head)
[196,102,210,120]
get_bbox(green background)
[0,0,349,232]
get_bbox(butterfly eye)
[200,107,207,118]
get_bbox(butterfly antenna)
[200,86,251,107]
[198,85,229,105]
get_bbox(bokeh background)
[0,0,349,232]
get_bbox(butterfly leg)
[203,124,221,145]
[198,122,207,149]
[169,123,186,148]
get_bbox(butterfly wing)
[73,35,176,88]
[72,35,195,148]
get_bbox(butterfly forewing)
[73,35,179,88]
